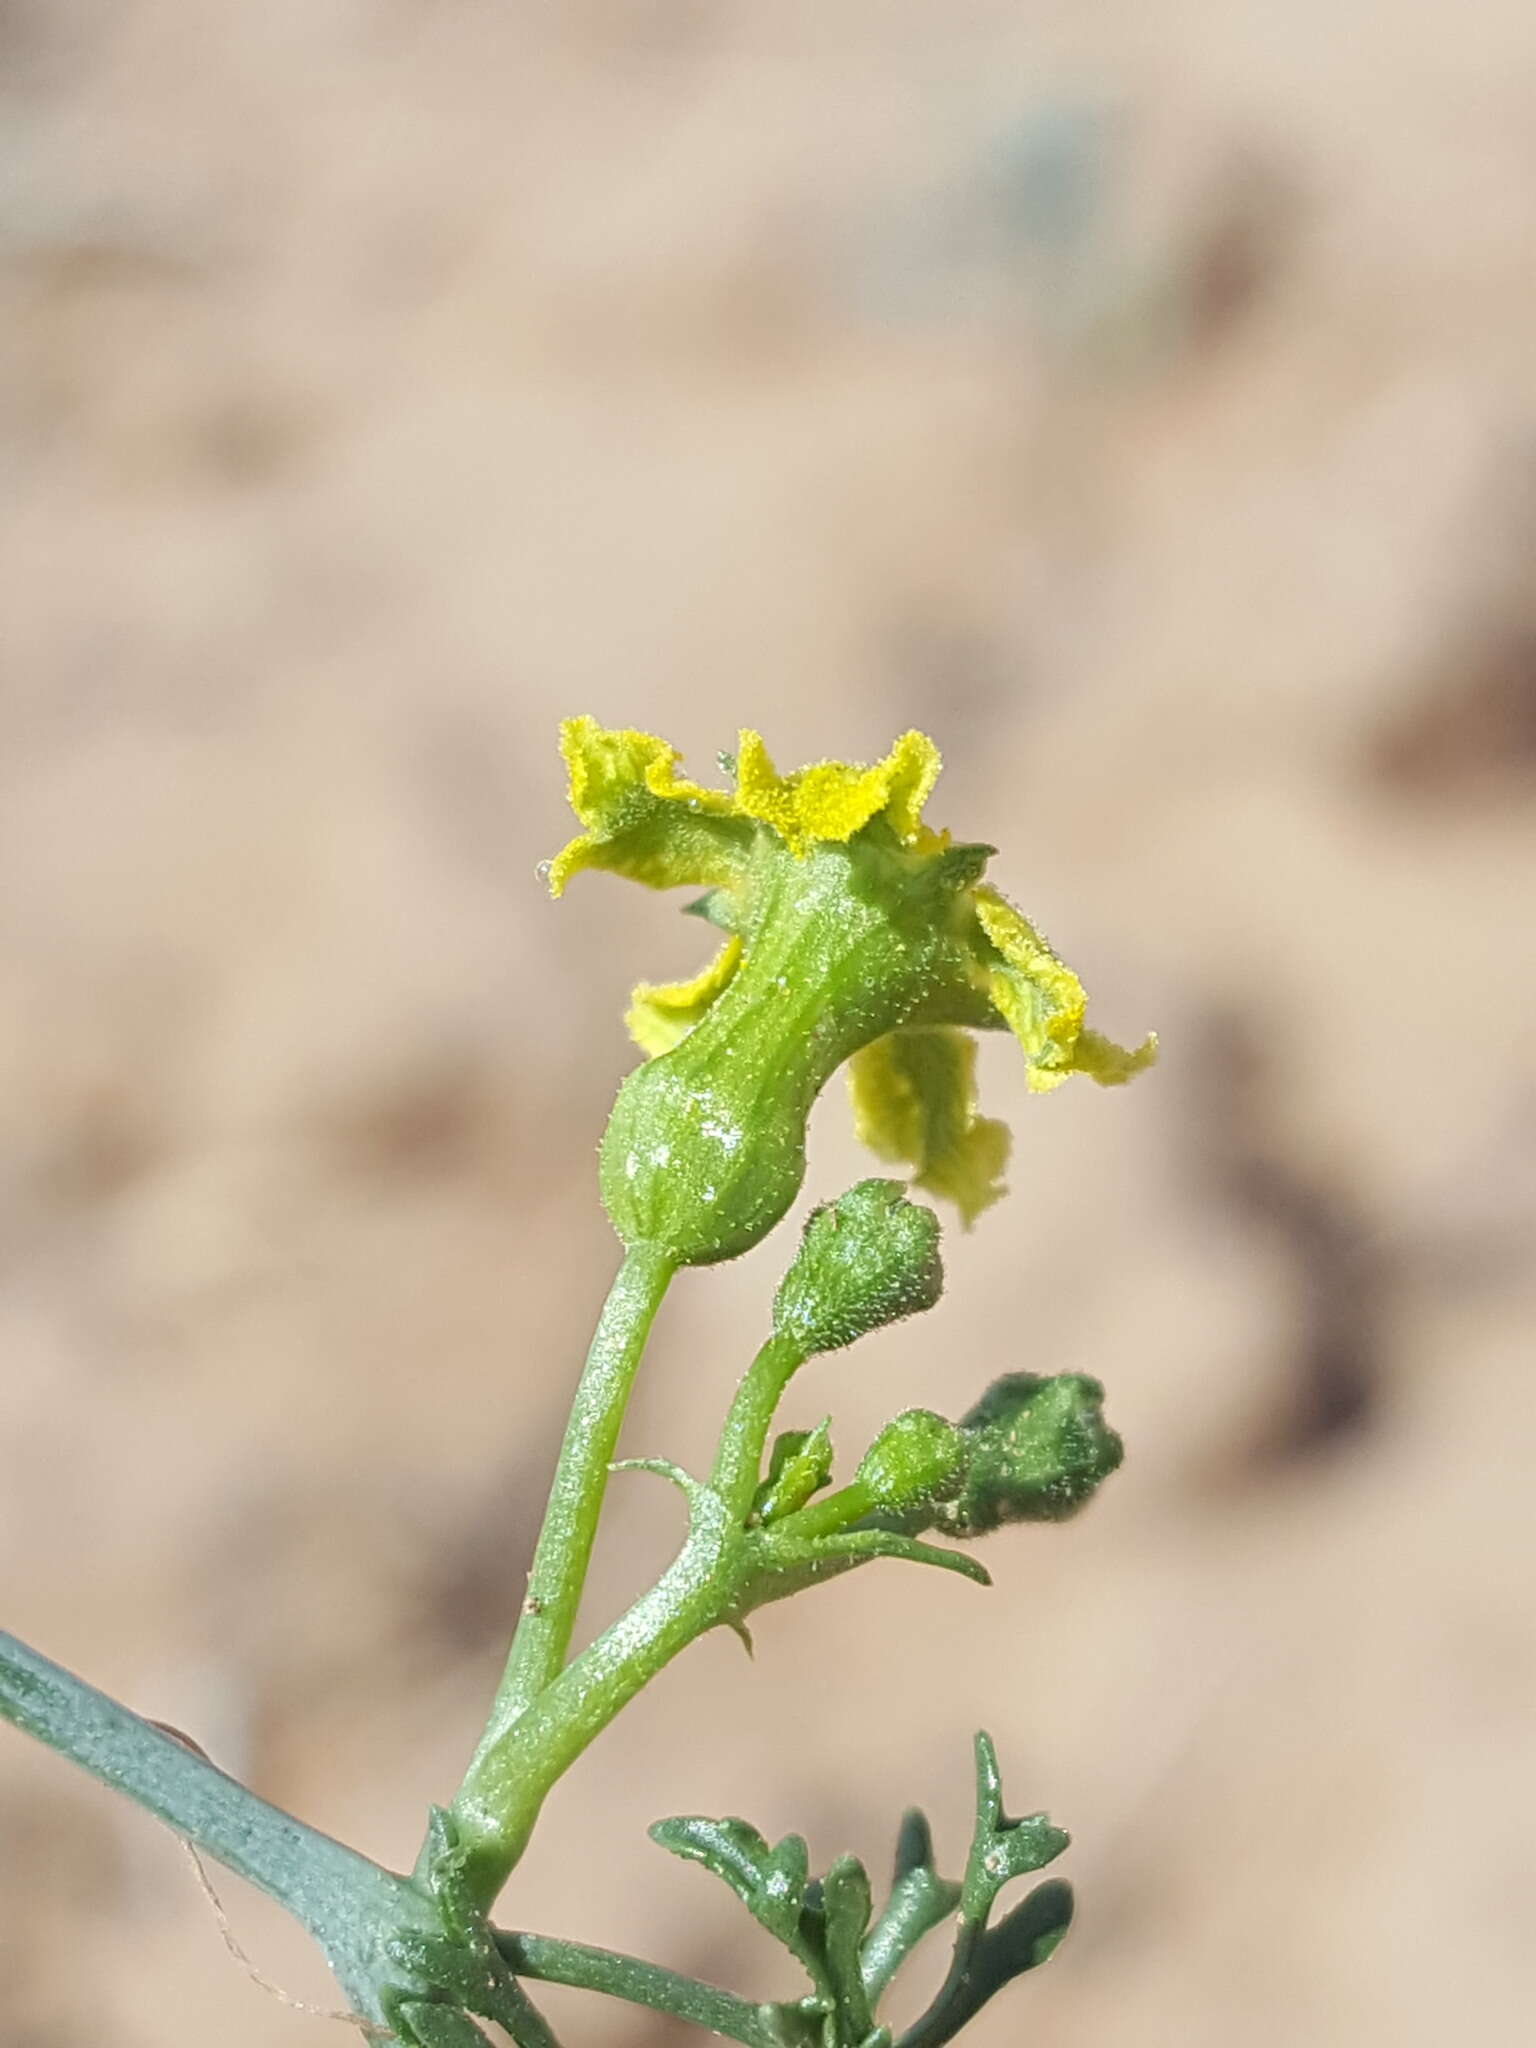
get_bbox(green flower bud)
[597,833,989,1266]
[772,1180,943,1356]
[856,1409,965,1512]
[934,1373,1123,1533]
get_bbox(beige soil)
[2,5,1534,2044]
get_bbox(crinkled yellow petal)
[625,937,743,1057]
[734,729,942,858]
[1071,1025,1160,1084]
[549,717,747,897]
[848,1027,1011,1228]
[972,885,1156,1092]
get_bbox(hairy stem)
[451,1476,734,1898]
[455,1326,817,1895]
[501,1929,787,2048]
[466,1244,676,1765]
[709,1330,807,1518]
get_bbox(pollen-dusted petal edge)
[626,937,743,1057]
[547,718,747,898]
[548,716,945,895]
[733,728,942,857]
[971,885,1157,1092]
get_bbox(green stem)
[452,1476,735,1899]
[466,1243,676,1768]
[709,1330,807,1517]
[0,1631,434,2023]
[450,1285,809,1904]
[454,1324,818,1895]
[500,1929,788,2048]
[762,1478,875,1543]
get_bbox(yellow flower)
[627,937,743,1058]
[551,718,1153,1259]
[847,1029,1012,1227]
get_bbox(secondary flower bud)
[856,1410,965,1512]
[772,1181,943,1356]
[934,1373,1123,1533]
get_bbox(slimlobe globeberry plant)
[0,722,1154,2046]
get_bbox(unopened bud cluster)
[934,1373,1123,1534]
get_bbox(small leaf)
[650,1814,774,1897]
[894,1882,1075,2048]
[611,1456,705,1502]
[894,1809,938,1885]
[797,1530,992,1588]
[974,1879,1074,1990]
[974,1813,1071,1894]
[388,1928,560,2048]
[391,2002,495,2048]
[971,1730,1005,1833]
[389,1809,563,2048]
[961,1733,1068,1924]
[753,1422,835,1524]
[758,1833,813,1951]
[896,1739,1072,2048]
[861,1810,962,2006]
[418,1805,476,1941]
[651,1815,818,1976]
[756,2005,823,2048]
[820,1855,875,2043]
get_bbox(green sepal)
[684,888,739,932]
[752,1421,835,1524]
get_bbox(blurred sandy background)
[3,4,1535,2045]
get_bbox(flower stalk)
[1,720,1152,2048]
[471,1244,676,1747]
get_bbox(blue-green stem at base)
[0,1630,435,2026]
[0,1630,802,2046]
